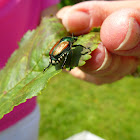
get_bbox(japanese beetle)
[43,36,90,72]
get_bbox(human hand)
[57,1,140,85]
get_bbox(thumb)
[101,8,140,56]
[57,1,140,35]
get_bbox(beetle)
[43,36,90,72]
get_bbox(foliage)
[38,73,140,140]
[0,17,100,119]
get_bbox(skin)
[56,1,140,85]
[42,1,140,85]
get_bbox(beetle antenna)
[72,33,73,37]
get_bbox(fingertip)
[101,9,129,51]
[62,9,91,35]
[57,1,104,35]
[80,44,108,72]
[56,6,71,19]
[101,9,140,53]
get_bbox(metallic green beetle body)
[43,36,89,72]
[49,36,77,63]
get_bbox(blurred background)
[38,0,140,140]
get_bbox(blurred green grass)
[38,72,140,140]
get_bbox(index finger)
[57,1,140,35]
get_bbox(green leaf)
[73,32,100,67]
[0,17,100,119]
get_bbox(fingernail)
[63,10,91,34]
[115,17,140,51]
[96,47,112,71]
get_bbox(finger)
[69,56,138,85]
[57,1,140,35]
[80,43,112,73]
[101,8,140,56]
[69,67,102,85]
[80,45,138,77]
[90,56,138,84]
[56,6,71,18]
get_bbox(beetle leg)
[43,59,52,72]
[43,63,51,72]
[72,44,91,50]
[61,52,69,69]
[69,50,73,71]
[72,44,91,54]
